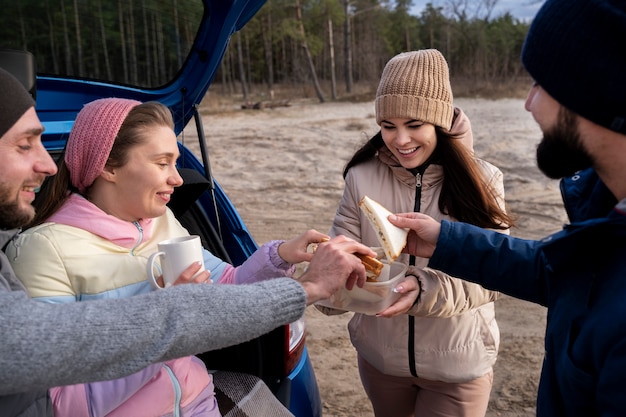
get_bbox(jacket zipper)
[130,221,143,256]
[7,230,22,258]
[163,364,182,417]
[408,170,423,378]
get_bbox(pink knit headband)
[65,98,141,193]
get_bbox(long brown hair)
[344,129,514,230]
[31,101,174,227]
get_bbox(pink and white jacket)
[9,194,295,417]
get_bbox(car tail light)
[284,317,306,375]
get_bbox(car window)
[0,0,204,89]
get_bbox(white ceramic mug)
[146,235,205,289]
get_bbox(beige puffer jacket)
[329,108,508,383]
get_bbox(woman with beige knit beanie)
[328,49,514,416]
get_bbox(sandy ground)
[184,97,568,416]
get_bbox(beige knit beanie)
[375,49,453,130]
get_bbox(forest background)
[213,0,538,102]
[2,0,538,102]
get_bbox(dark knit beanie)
[375,49,454,130]
[521,0,626,134]
[0,68,35,139]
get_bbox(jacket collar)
[0,228,25,292]
[0,227,19,251]
[541,170,625,269]
[560,168,617,222]
[48,194,154,249]
[377,146,444,188]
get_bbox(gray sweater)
[0,228,306,416]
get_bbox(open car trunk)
[0,1,321,415]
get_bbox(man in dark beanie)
[387,0,626,416]
[0,66,373,416]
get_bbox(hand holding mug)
[146,235,209,289]
[157,261,210,288]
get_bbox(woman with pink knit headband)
[7,97,325,417]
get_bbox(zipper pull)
[10,231,22,261]
[131,221,144,256]
[415,172,422,188]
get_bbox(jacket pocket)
[476,304,499,356]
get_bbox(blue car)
[0,1,322,416]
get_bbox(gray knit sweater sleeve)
[0,249,306,395]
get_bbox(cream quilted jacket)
[329,109,508,383]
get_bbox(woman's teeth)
[398,147,417,155]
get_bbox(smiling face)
[93,124,183,222]
[380,118,438,169]
[0,107,57,229]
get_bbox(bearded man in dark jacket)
[389,0,626,415]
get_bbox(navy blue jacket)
[430,168,626,416]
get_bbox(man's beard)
[0,185,34,230]
[536,107,593,179]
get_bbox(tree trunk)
[140,0,151,84]
[18,1,27,50]
[156,12,166,84]
[295,0,325,103]
[260,13,274,95]
[405,26,410,51]
[236,32,248,100]
[98,0,113,80]
[245,31,252,94]
[127,0,138,85]
[72,0,84,77]
[45,1,59,73]
[343,0,353,93]
[328,17,337,100]
[117,0,128,83]
[61,0,73,75]
[172,0,183,68]
[227,47,235,94]
[280,37,287,85]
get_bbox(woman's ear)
[99,165,117,183]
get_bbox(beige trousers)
[358,354,493,417]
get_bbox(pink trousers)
[358,355,493,417]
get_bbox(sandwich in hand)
[355,252,384,281]
[311,238,384,280]
[358,195,409,262]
